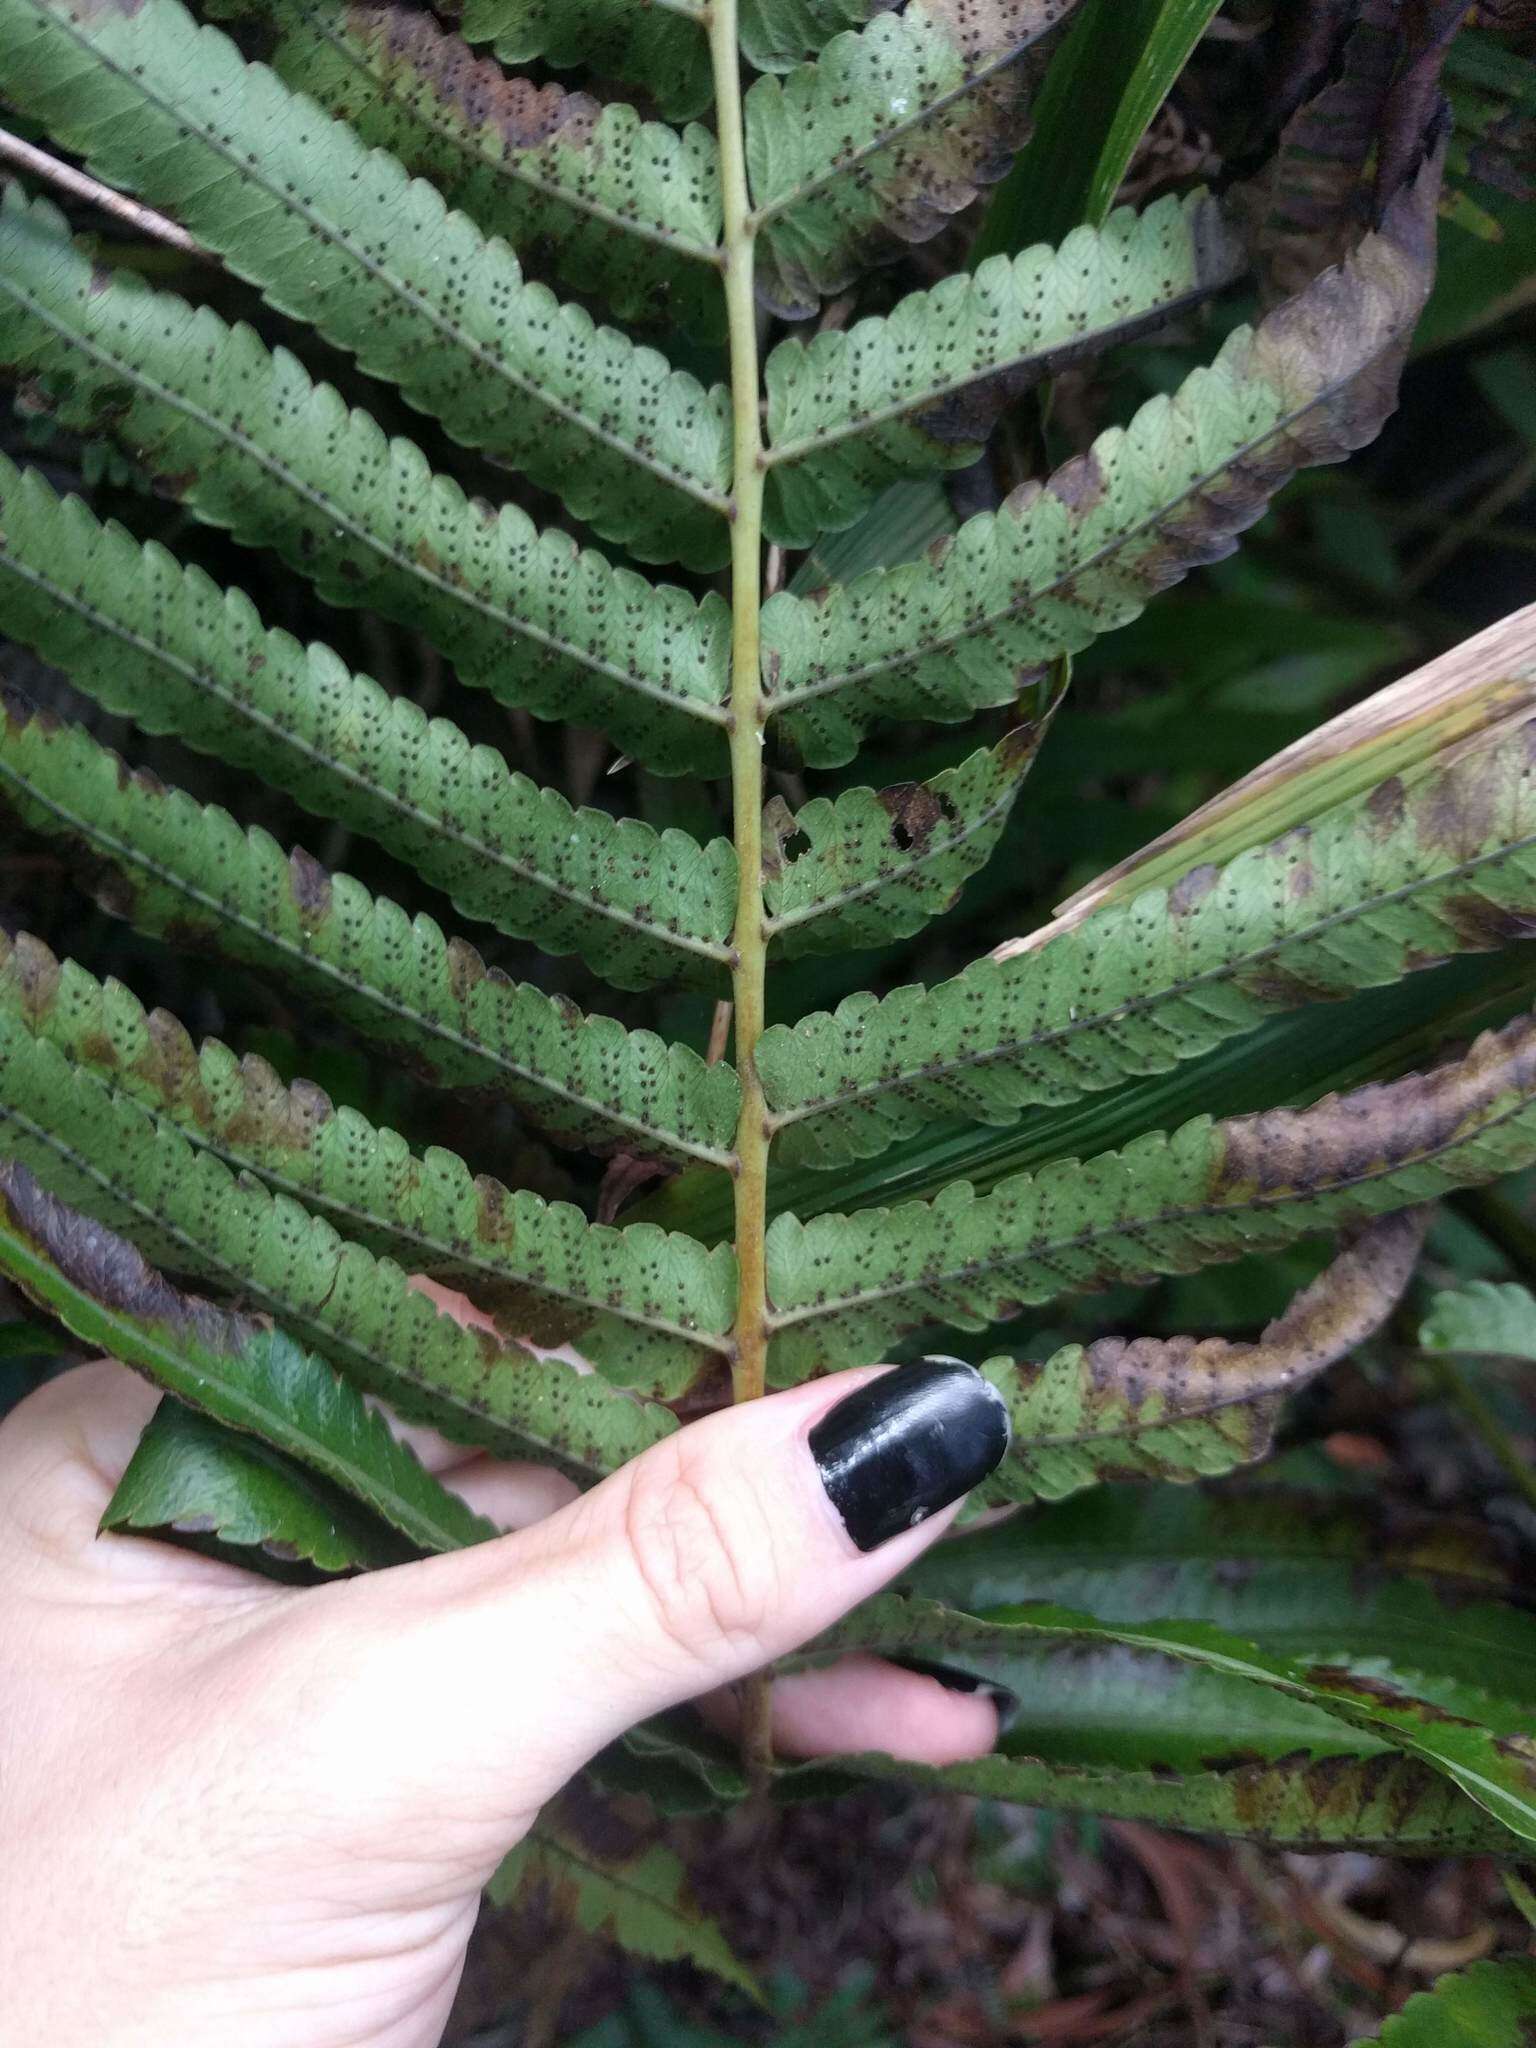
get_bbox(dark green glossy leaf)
[104,1396,413,1577]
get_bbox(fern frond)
[0,700,739,1168]
[739,0,882,70]
[762,191,1246,545]
[1422,1278,1536,1361]
[0,0,733,565]
[761,159,1439,765]
[764,1007,1536,1378]
[0,1025,674,1475]
[760,712,1536,1167]
[104,1396,424,1574]
[978,1212,1425,1503]
[249,0,725,332]
[826,1596,1536,1844]
[765,729,1042,957]
[0,1167,495,1551]
[456,0,714,121]
[0,460,735,992]
[0,932,735,1395]
[0,188,731,775]
[746,0,1081,317]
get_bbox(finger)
[702,1653,998,1764]
[256,1358,1009,1856]
[0,1359,160,1540]
[441,1455,579,1531]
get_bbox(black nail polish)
[898,1657,1022,1731]
[809,1356,1011,1553]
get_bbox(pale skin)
[0,1334,997,2048]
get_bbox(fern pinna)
[4,0,1536,1895]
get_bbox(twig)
[0,125,201,255]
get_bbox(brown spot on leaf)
[1365,773,1408,835]
[878,781,950,855]
[1049,451,1107,516]
[288,846,333,926]
[1438,892,1536,952]
[1168,863,1220,916]
[1213,1009,1536,1202]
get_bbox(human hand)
[0,1344,1009,2048]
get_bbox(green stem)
[712,0,776,1785]
[712,0,770,1410]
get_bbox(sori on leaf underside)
[3,0,1536,1868]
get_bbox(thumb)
[256,1359,1009,1861]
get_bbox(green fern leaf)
[761,160,1439,764]
[249,0,725,333]
[764,1007,1536,1378]
[456,0,713,121]
[104,1397,418,1577]
[0,0,733,566]
[1348,1959,1536,2045]
[762,190,1245,545]
[746,0,1081,317]
[0,458,735,991]
[739,0,882,70]
[0,700,739,1167]
[1422,1277,1536,1360]
[0,188,731,776]
[826,1598,1536,1843]
[976,1211,1426,1503]
[862,1485,1536,1846]
[760,708,1536,1168]
[490,1803,760,2001]
[0,932,735,1396]
[910,1484,1536,1691]
[847,1745,1516,1853]
[764,729,1043,957]
[0,1162,494,1548]
[0,1031,673,1476]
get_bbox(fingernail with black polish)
[809,1356,1011,1553]
[900,1658,1022,1732]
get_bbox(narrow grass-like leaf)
[104,1397,415,1577]
[971,0,1226,260]
[0,701,740,1168]
[765,1008,1536,1378]
[0,0,734,566]
[762,190,1245,545]
[456,0,713,121]
[765,729,1043,958]
[760,712,1536,1169]
[746,0,1082,317]
[0,1159,495,1545]
[0,1028,674,1474]
[1348,1958,1536,2045]
[0,931,735,1395]
[1046,602,1536,934]
[0,189,730,776]
[252,0,725,333]
[0,459,735,992]
[761,160,1440,765]
[974,1211,1426,1503]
